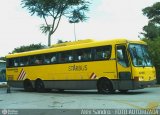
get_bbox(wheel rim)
[98,79,113,94]
[101,80,110,93]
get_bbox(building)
[0,60,6,82]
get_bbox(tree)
[11,43,46,53]
[142,2,160,25]
[69,6,88,41]
[57,39,69,44]
[141,2,160,83]
[143,38,160,83]
[141,22,160,40]
[141,2,160,40]
[21,0,89,46]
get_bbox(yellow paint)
[113,100,160,115]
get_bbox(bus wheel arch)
[97,77,115,94]
[23,79,34,92]
[35,78,45,92]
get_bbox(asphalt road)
[0,87,160,115]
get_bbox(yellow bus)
[6,39,156,93]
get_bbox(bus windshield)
[128,44,153,67]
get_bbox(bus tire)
[23,79,34,92]
[97,78,114,94]
[35,79,45,93]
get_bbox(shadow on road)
[51,90,151,95]
[1,87,154,95]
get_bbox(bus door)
[116,44,132,89]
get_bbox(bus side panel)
[7,59,118,90]
[19,60,118,81]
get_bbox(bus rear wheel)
[23,79,34,92]
[97,78,114,94]
[35,79,45,93]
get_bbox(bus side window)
[66,51,73,62]
[19,57,29,66]
[7,58,18,67]
[59,53,66,63]
[74,50,83,61]
[95,47,105,59]
[7,59,12,67]
[34,55,43,65]
[82,49,92,61]
[14,58,19,67]
[51,55,57,63]
[78,56,81,60]
[95,46,111,60]
[74,49,92,61]
[116,45,129,67]
[60,51,73,63]
[44,54,51,64]
[29,56,36,65]
[68,55,73,61]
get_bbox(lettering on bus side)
[139,71,145,74]
[68,65,87,71]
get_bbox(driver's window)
[116,45,129,67]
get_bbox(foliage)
[11,43,46,53]
[142,38,160,83]
[69,4,88,23]
[21,0,90,46]
[141,2,160,40]
[141,22,160,40]
[142,2,160,24]
[57,40,69,44]
[142,2,160,83]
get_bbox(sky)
[0,0,159,57]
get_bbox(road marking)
[113,100,160,114]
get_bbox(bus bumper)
[133,79,157,89]
[113,79,157,90]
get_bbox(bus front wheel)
[35,79,45,92]
[97,78,114,94]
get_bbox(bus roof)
[6,38,146,58]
